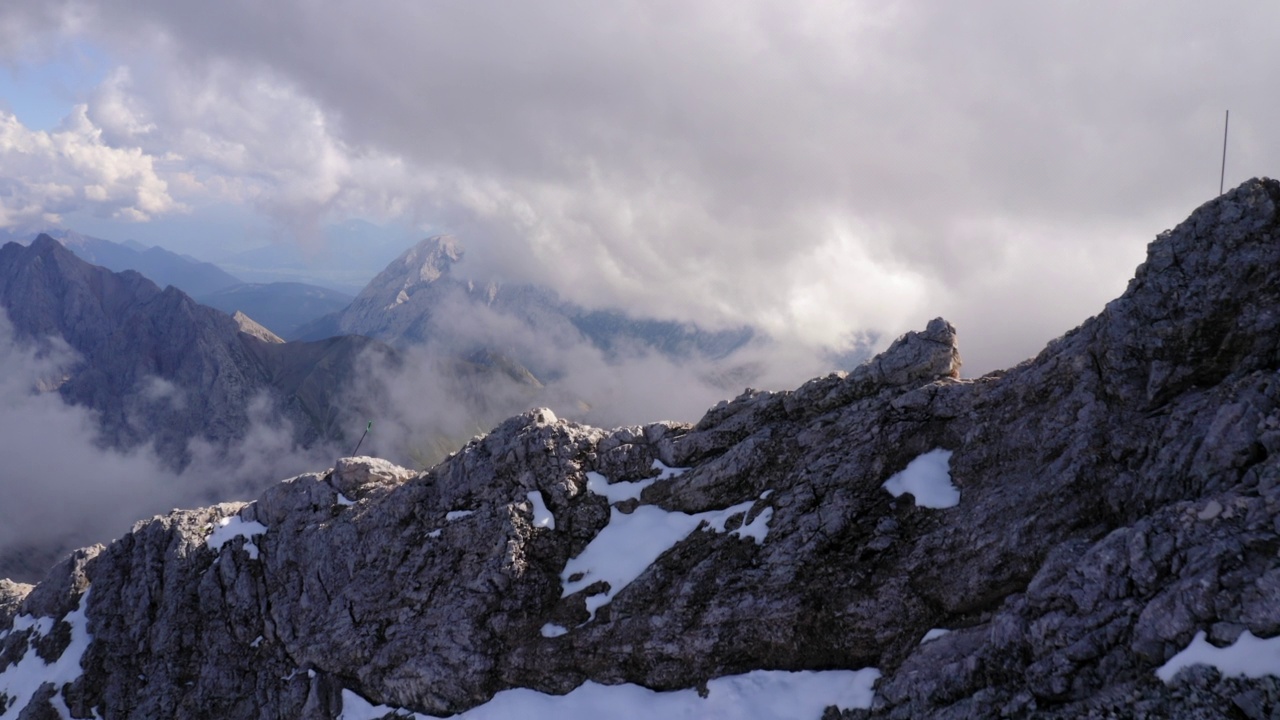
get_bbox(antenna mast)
[1219,110,1229,195]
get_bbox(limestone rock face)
[233,310,285,344]
[852,316,961,387]
[6,180,1280,719]
[0,580,30,629]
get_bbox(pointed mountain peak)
[397,234,463,285]
[18,233,86,272]
[30,233,64,251]
[350,235,466,312]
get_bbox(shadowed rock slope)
[0,236,390,467]
[5,180,1280,718]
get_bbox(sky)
[1,1,1279,374]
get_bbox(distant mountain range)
[17,228,244,296]
[214,218,413,294]
[8,229,353,339]
[0,230,770,473]
[12,229,771,378]
[197,282,353,339]
[0,235,382,468]
[299,235,757,380]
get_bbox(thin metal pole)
[1220,110,1229,195]
[351,420,372,456]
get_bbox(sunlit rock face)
[5,179,1280,719]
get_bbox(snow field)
[0,589,94,720]
[560,462,771,620]
[526,490,555,529]
[1157,630,1280,683]
[338,668,882,719]
[206,515,269,560]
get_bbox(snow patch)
[427,529,442,538]
[0,588,94,720]
[585,460,690,506]
[540,623,568,638]
[446,510,474,521]
[920,628,951,644]
[651,459,688,480]
[730,507,773,544]
[1157,630,1280,683]
[207,515,268,560]
[338,668,880,719]
[339,688,412,719]
[562,482,773,619]
[526,491,555,529]
[586,472,654,504]
[337,493,357,506]
[9,615,53,636]
[882,449,958,509]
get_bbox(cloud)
[0,311,332,583]
[0,106,180,228]
[334,290,839,470]
[3,1,1280,375]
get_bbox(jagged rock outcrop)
[0,581,29,629]
[5,180,1280,718]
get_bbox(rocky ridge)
[4,180,1280,718]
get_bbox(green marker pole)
[352,421,372,456]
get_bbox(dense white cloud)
[0,106,179,226]
[0,312,332,581]
[2,1,1279,372]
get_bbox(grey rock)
[851,317,961,387]
[5,179,1280,718]
[0,580,31,629]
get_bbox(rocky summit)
[4,179,1280,719]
